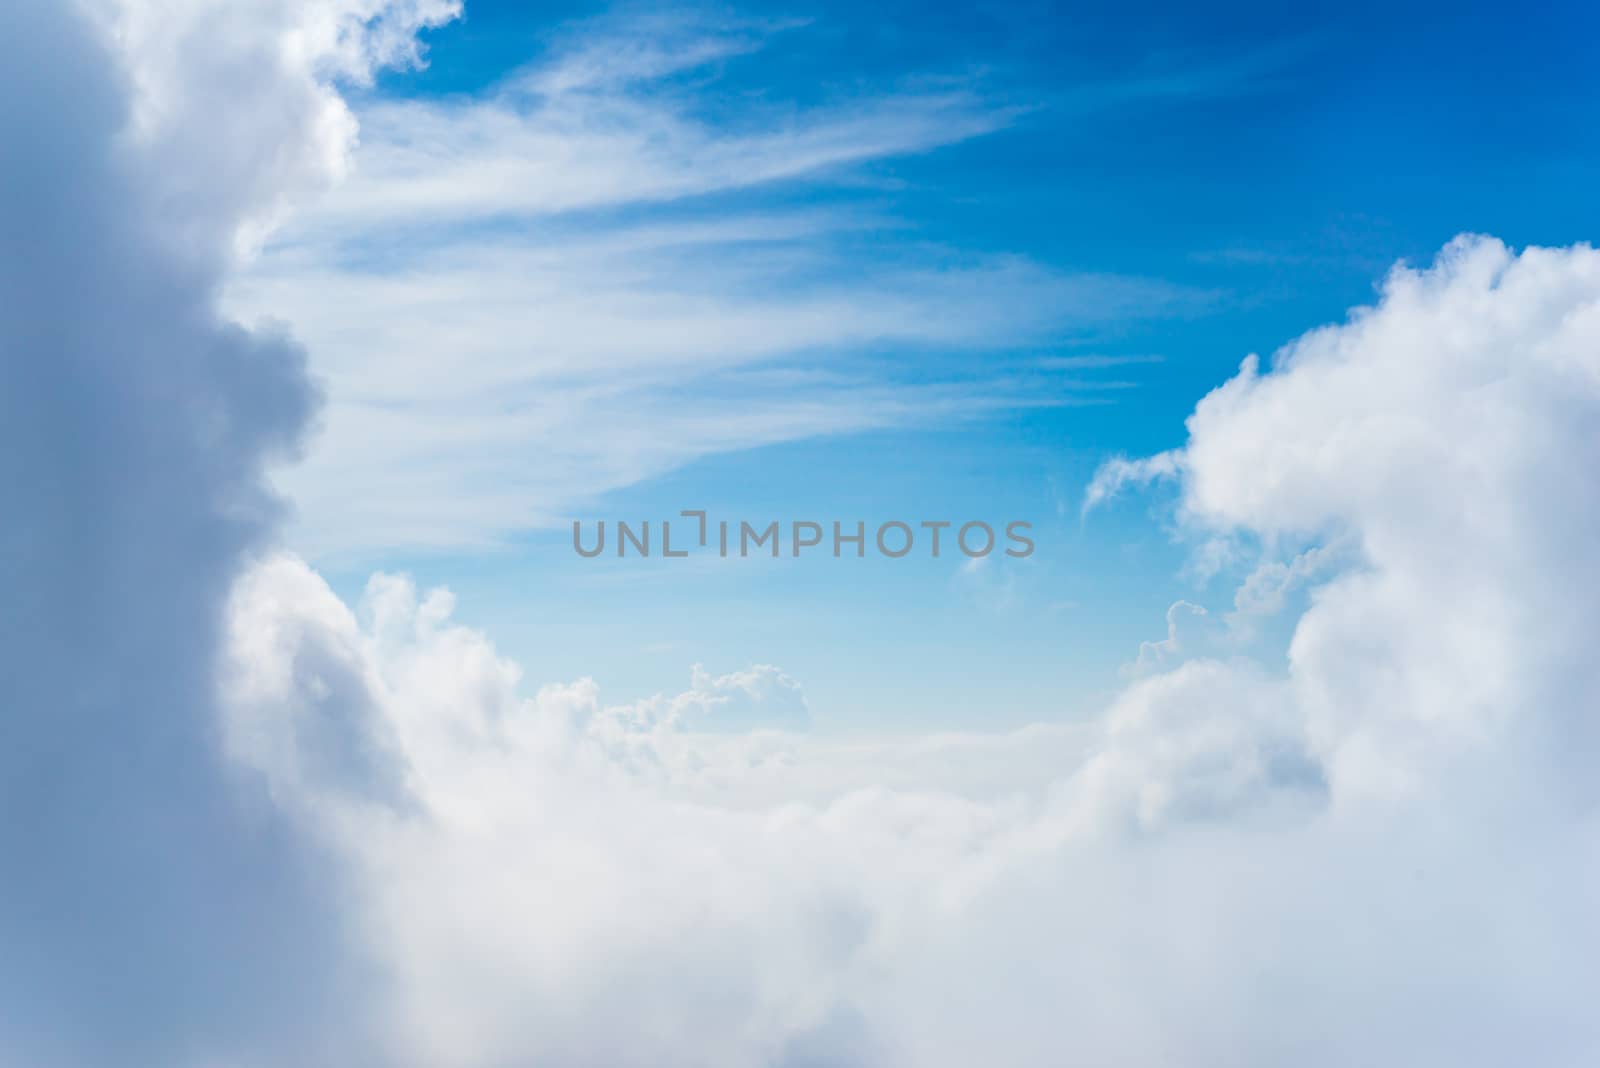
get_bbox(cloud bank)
[224,238,1600,1065]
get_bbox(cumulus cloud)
[90,0,460,254]
[0,0,454,1063]
[629,663,811,733]
[1155,236,1600,799]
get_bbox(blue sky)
[247,0,1600,727]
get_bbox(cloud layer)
[224,237,1600,1065]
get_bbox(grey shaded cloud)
[0,1,409,1063]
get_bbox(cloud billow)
[0,0,449,1063]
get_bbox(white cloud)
[1136,236,1600,798]
[630,662,811,733]
[1229,542,1343,619]
[1081,447,1184,514]
[309,72,1010,231]
[90,0,462,255]
[0,0,458,1064]
[516,10,800,96]
[1125,598,1214,674]
[235,227,1186,557]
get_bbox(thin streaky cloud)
[234,11,1213,559]
[518,10,812,94]
[1036,354,1166,369]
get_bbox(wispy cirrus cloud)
[229,10,1212,560]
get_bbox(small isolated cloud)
[1125,599,1217,675]
[1081,447,1184,514]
